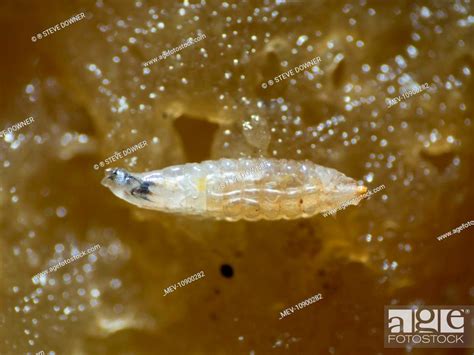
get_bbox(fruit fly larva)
[101,158,367,221]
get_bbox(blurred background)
[0,0,473,354]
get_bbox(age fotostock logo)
[384,306,474,348]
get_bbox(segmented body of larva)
[101,158,367,221]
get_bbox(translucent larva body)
[101,158,367,221]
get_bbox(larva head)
[102,168,161,210]
[102,168,143,199]
[102,168,138,187]
[103,168,126,185]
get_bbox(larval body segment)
[101,158,367,221]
